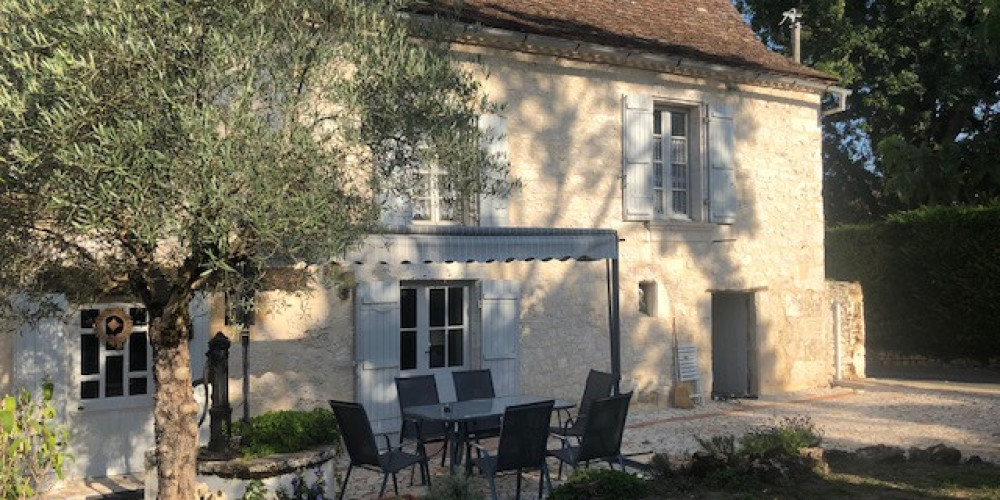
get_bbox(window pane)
[653,111,662,134]
[672,164,688,189]
[400,331,417,370]
[412,199,430,221]
[129,332,148,372]
[106,356,124,397]
[81,309,99,329]
[653,136,662,162]
[130,307,148,326]
[429,289,445,327]
[671,137,687,164]
[654,163,663,188]
[448,287,463,326]
[129,377,148,396]
[428,330,445,368]
[671,111,686,137]
[81,381,99,400]
[448,329,463,367]
[673,190,688,215]
[400,288,417,329]
[81,334,99,375]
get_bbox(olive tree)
[0,0,503,497]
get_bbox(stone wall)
[463,44,830,397]
[202,42,836,413]
[825,281,866,380]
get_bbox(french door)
[399,284,470,374]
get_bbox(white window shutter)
[622,94,655,221]
[355,281,401,370]
[709,103,737,225]
[12,295,69,401]
[478,114,510,227]
[480,280,520,397]
[354,281,402,434]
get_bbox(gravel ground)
[338,378,1000,500]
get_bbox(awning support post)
[606,236,622,394]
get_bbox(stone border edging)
[145,445,338,481]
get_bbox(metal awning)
[340,225,623,392]
[342,226,618,264]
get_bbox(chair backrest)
[578,369,617,417]
[576,391,632,463]
[452,369,495,401]
[494,400,555,472]
[396,375,440,409]
[329,400,381,467]
[395,375,443,439]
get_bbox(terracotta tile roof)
[418,0,835,83]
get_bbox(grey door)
[711,292,757,398]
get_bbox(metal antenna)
[780,8,803,63]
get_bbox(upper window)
[654,108,691,219]
[78,304,152,404]
[411,164,458,224]
[622,94,736,224]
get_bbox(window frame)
[652,101,705,223]
[74,303,153,412]
[398,282,471,373]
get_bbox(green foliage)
[241,479,269,500]
[695,435,738,461]
[0,385,72,499]
[735,0,1000,224]
[827,203,1000,359]
[549,468,649,500]
[1,0,505,492]
[739,416,823,457]
[422,473,486,500]
[233,408,338,458]
[275,467,326,500]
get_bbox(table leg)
[448,422,465,475]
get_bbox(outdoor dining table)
[403,395,575,475]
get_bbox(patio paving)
[40,375,1000,499]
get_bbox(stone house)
[1,0,865,481]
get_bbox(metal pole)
[833,300,842,381]
[242,328,250,424]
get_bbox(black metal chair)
[395,375,450,467]
[329,400,430,500]
[548,391,633,479]
[452,369,503,439]
[471,400,555,500]
[551,369,617,440]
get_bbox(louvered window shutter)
[12,295,69,401]
[480,280,520,397]
[622,94,656,221]
[354,281,402,434]
[709,104,737,224]
[478,114,510,227]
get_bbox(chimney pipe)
[781,8,803,63]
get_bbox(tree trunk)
[151,298,198,500]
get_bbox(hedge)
[826,203,1000,361]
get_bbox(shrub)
[739,416,822,456]
[0,384,72,499]
[549,468,649,500]
[233,408,338,458]
[422,473,485,500]
[827,203,1000,360]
